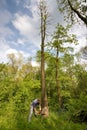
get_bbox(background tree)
[48,24,77,108]
[57,0,87,25]
[7,53,23,80]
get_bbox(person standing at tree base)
[28,99,41,122]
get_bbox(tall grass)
[0,111,87,130]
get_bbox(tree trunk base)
[41,106,49,117]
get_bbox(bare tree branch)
[67,0,87,25]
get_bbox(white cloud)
[12,13,40,48]
[70,23,87,53]
[13,14,35,35]
[31,61,40,67]
[6,48,18,55]
[6,48,30,58]
[0,40,10,63]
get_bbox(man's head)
[37,98,41,104]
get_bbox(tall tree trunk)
[39,0,49,117]
[41,46,48,116]
[56,46,62,108]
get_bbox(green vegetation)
[0,111,87,130]
[0,50,87,129]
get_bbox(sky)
[0,0,87,65]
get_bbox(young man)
[28,99,41,122]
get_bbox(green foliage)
[77,71,87,92]
[0,73,41,130]
[67,94,87,122]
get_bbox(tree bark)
[56,46,62,108]
[39,0,49,117]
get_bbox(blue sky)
[0,0,87,65]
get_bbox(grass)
[0,111,87,130]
